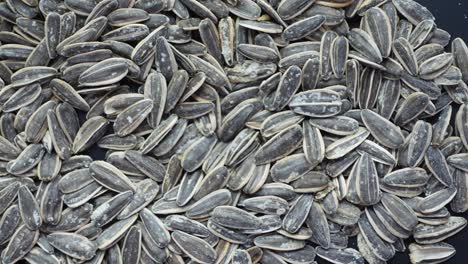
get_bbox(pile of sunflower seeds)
[0,0,467,263]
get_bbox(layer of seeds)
[0,0,467,263]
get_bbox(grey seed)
[45,12,60,59]
[306,200,330,248]
[302,58,321,91]
[47,232,96,260]
[95,214,138,250]
[382,168,429,188]
[417,186,457,214]
[331,36,348,79]
[58,168,93,194]
[40,176,63,224]
[140,208,170,247]
[419,53,453,80]
[164,70,189,113]
[316,247,364,264]
[15,18,44,40]
[24,247,61,264]
[181,134,217,172]
[274,245,316,263]
[325,127,369,159]
[394,91,430,126]
[381,193,418,231]
[303,121,325,164]
[365,207,397,244]
[409,242,456,264]
[212,205,261,230]
[291,171,329,193]
[319,31,337,81]
[175,0,213,21]
[143,72,167,128]
[301,4,345,26]
[124,150,164,182]
[254,234,305,251]
[47,110,72,160]
[24,100,56,143]
[18,185,42,230]
[131,25,166,65]
[102,24,149,42]
[118,179,159,220]
[104,244,123,264]
[107,8,149,27]
[261,111,303,138]
[358,67,381,110]
[326,151,359,177]
[271,153,315,183]
[189,54,230,89]
[413,216,467,244]
[122,225,142,264]
[361,109,404,148]
[377,79,400,119]
[398,120,432,167]
[78,58,129,87]
[309,116,359,136]
[186,189,231,219]
[357,140,396,165]
[448,153,468,172]
[194,166,228,200]
[113,99,153,136]
[456,104,468,150]
[282,15,326,42]
[43,203,93,232]
[282,194,313,233]
[60,155,92,174]
[393,37,418,75]
[356,153,381,205]
[7,143,44,175]
[91,191,132,227]
[409,19,435,49]
[11,66,56,87]
[326,201,361,226]
[50,79,89,111]
[154,36,177,80]
[1,225,39,264]
[364,8,392,58]
[3,83,41,113]
[425,146,453,187]
[415,43,444,65]
[358,214,395,261]
[452,38,468,83]
[347,28,382,63]
[177,170,203,206]
[289,89,342,118]
[62,181,102,208]
[393,0,435,25]
[224,0,260,20]
[277,0,314,20]
[72,116,109,153]
[172,231,217,264]
[0,205,21,245]
[89,160,135,192]
[0,181,20,215]
[98,134,140,151]
[232,249,252,264]
[243,195,288,215]
[255,124,303,165]
[237,44,279,63]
